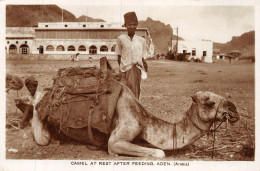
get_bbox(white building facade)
[172,40,213,63]
[6,22,154,58]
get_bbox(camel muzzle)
[221,112,239,124]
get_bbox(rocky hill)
[139,17,182,54]
[6,5,105,27]
[6,5,77,27]
[213,31,255,56]
[77,15,105,22]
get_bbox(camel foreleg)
[108,138,165,158]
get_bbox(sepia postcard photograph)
[1,0,259,170]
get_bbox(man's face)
[126,22,138,35]
[27,84,37,96]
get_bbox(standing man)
[116,12,149,99]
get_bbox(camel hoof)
[153,149,165,158]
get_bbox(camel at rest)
[31,84,239,158]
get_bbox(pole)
[170,36,172,51]
[86,7,88,22]
[176,27,178,55]
[62,8,63,22]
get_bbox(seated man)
[15,76,43,128]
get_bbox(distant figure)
[228,56,232,63]
[88,57,93,64]
[116,12,149,99]
[71,53,80,62]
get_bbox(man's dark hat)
[25,76,38,87]
[124,12,138,25]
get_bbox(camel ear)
[192,95,197,103]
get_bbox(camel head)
[191,91,239,129]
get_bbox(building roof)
[38,22,123,29]
[6,27,35,38]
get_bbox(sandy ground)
[5,59,255,161]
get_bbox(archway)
[111,44,116,52]
[46,45,54,51]
[100,45,108,52]
[68,45,76,51]
[89,45,97,54]
[56,45,65,51]
[9,44,17,54]
[78,45,86,51]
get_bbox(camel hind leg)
[108,88,165,158]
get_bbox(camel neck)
[142,114,204,150]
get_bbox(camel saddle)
[36,57,122,145]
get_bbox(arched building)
[6,22,154,59]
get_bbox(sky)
[56,1,256,43]
[1,0,256,43]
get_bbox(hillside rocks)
[6,5,77,27]
[213,31,255,54]
[139,17,181,54]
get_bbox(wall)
[38,22,122,29]
[173,40,213,63]
[6,24,153,57]
[6,39,34,54]
[32,39,117,55]
[6,54,117,60]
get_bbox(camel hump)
[37,57,122,138]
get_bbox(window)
[183,50,187,54]
[68,45,75,51]
[45,25,48,27]
[56,45,65,51]
[16,41,18,44]
[46,45,54,51]
[78,45,86,51]
[22,48,27,54]
[203,51,207,56]
[83,24,86,27]
[65,24,68,27]
[25,41,27,44]
[89,45,97,54]
[7,41,9,44]
[39,45,44,54]
[100,45,108,52]
[192,49,196,56]
[20,44,29,54]
[101,25,104,28]
[111,44,116,52]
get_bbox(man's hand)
[142,58,148,72]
